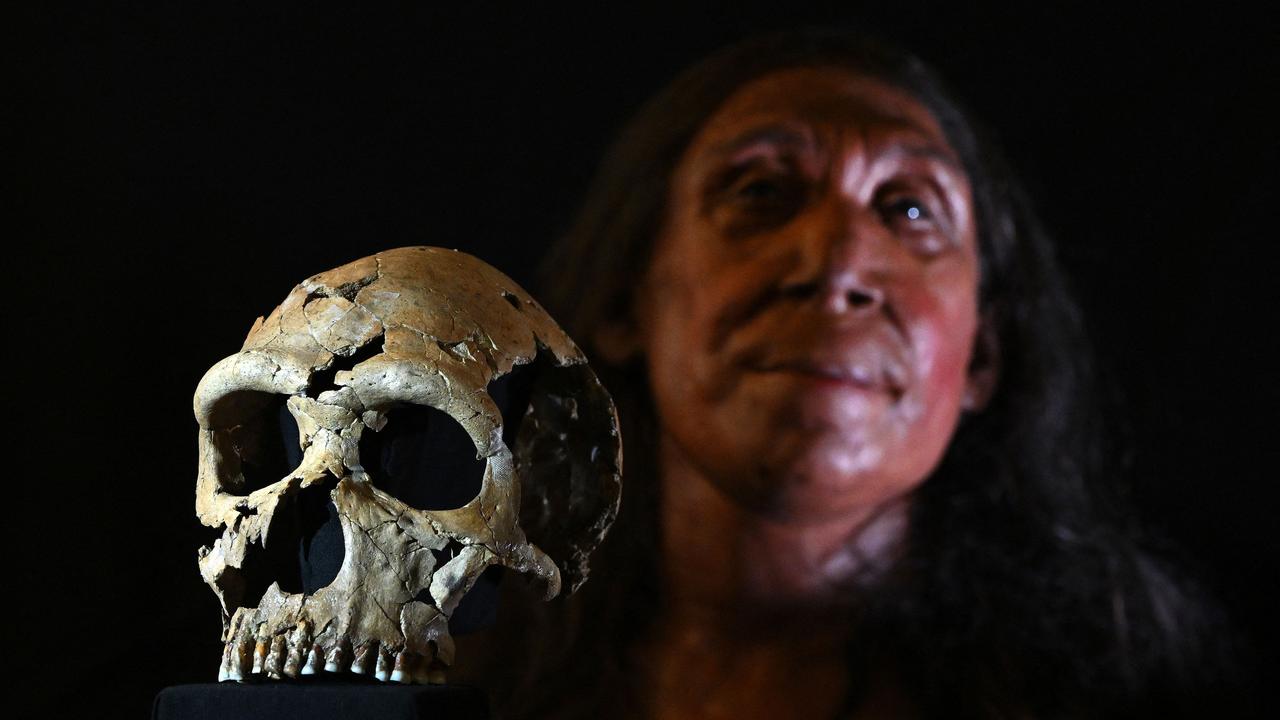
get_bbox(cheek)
[640,258,729,412]
[644,268,754,403]
[900,279,978,453]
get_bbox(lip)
[732,317,912,400]
[750,358,904,399]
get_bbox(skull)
[193,247,621,684]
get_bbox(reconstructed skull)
[194,247,621,684]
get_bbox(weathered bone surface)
[194,247,621,684]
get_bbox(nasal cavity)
[844,287,878,309]
[241,474,344,602]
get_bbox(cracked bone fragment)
[193,247,622,684]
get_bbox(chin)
[753,437,910,523]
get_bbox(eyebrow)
[704,123,963,174]
[704,125,810,161]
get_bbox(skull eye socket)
[201,389,345,606]
[361,404,488,510]
[359,361,538,511]
[205,391,300,495]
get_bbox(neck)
[634,431,910,720]
[656,430,908,626]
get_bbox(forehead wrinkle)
[701,123,812,163]
[820,116,953,159]
[711,67,956,161]
[700,111,959,183]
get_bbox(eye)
[729,171,797,206]
[736,177,784,200]
[703,157,808,237]
[875,185,957,256]
[880,196,933,225]
[723,171,804,225]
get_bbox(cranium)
[193,247,621,684]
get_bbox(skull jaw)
[208,474,454,684]
[220,585,453,684]
[202,474,560,684]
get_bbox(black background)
[13,3,1278,715]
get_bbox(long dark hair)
[492,29,1243,718]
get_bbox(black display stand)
[153,683,489,720]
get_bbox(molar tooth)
[251,626,271,675]
[410,653,433,685]
[227,645,247,676]
[426,660,448,686]
[251,643,267,674]
[282,647,303,678]
[390,651,413,683]
[297,619,313,645]
[229,640,253,682]
[218,641,233,682]
[265,635,286,679]
[325,637,351,673]
[375,647,394,681]
[283,622,310,678]
[351,641,378,675]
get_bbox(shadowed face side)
[633,66,985,523]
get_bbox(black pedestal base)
[153,682,489,720]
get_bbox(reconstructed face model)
[193,247,621,684]
[636,67,986,523]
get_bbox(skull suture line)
[193,247,621,684]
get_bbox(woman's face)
[634,66,984,523]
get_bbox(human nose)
[778,197,893,316]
